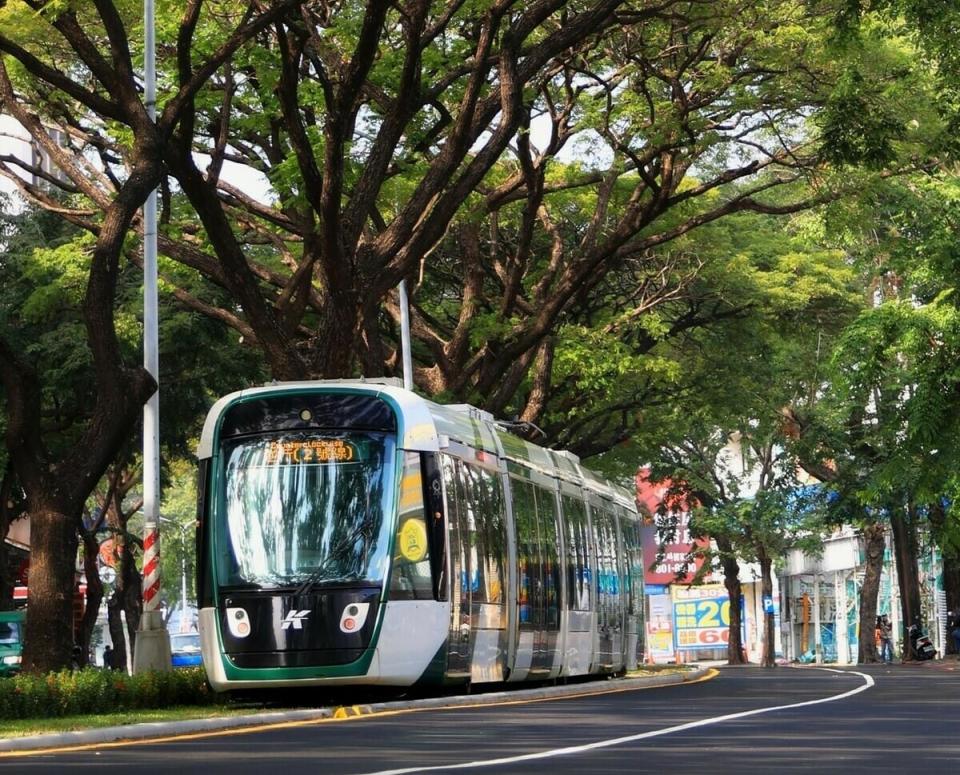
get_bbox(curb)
[0,667,709,753]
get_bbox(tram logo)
[281,609,311,630]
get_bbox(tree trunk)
[857,522,885,664]
[759,555,776,667]
[77,531,104,669]
[930,501,960,654]
[0,463,20,611]
[106,578,141,673]
[106,595,127,672]
[106,535,142,672]
[0,536,9,613]
[716,536,747,665]
[891,502,922,657]
[22,506,79,673]
[123,574,142,654]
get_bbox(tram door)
[512,476,561,677]
[561,489,593,676]
[441,453,509,684]
[621,513,644,670]
[592,501,624,672]
[443,455,472,681]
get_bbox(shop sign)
[636,469,711,585]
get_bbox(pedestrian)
[878,615,894,664]
[103,644,113,670]
[950,611,960,656]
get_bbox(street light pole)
[180,543,187,628]
[133,0,171,672]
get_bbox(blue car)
[170,632,202,668]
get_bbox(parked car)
[170,631,202,668]
[0,610,25,677]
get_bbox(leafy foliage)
[791,176,960,550]
[0,667,217,720]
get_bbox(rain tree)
[4,1,932,402]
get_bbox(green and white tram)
[196,379,644,691]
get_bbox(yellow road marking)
[333,705,368,718]
[0,669,718,759]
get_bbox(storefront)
[779,526,946,664]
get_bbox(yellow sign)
[264,439,356,464]
[399,519,428,563]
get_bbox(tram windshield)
[218,432,396,589]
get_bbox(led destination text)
[264,439,357,465]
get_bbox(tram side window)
[512,479,541,627]
[389,452,434,600]
[562,495,590,611]
[622,519,644,616]
[605,507,623,627]
[591,506,605,627]
[442,456,470,608]
[534,486,561,629]
[461,462,507,605]
[613,510,628,619]
[593,506,619,628]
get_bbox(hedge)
[0,667,222,720]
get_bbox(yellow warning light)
[398,519,428,563]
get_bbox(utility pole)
[133,0,171,673]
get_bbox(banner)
[672,584,736,651]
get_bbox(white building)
[780,527,946,664]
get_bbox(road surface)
[5,663,958,773]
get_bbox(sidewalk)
[895,654,960,671]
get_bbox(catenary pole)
[399,280,413,391]
[133,0,171,673]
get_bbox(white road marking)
[363,669,874,774]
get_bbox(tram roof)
[198,379,636,513]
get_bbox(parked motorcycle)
[908,623,937,660]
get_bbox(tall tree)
[626,201,859,664]
[0,1,293,672]
[786,172,960,658]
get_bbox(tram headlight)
[339,602,370,634]
[226,607,251,638]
